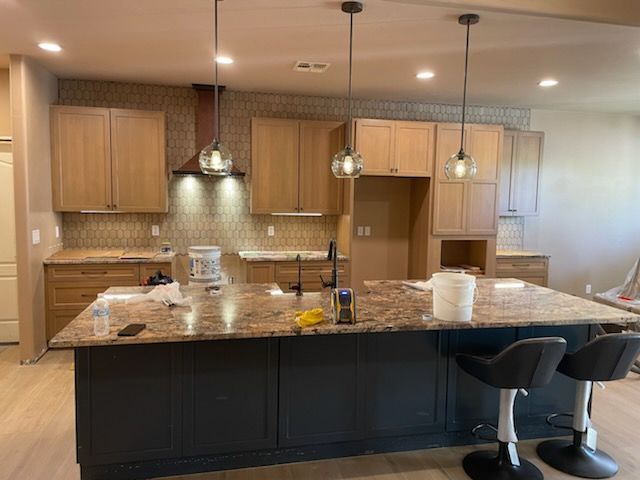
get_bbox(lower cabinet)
[182,339,279,455]
[496,256,549,287]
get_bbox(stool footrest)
[546,412,574,431]
[471,423,498,442]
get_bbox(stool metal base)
[537,439,619,479]
[463,450,543,480]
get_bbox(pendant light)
[331,1,364,179]
[444,14,479,180]
[199,0,233,176]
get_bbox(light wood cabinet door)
[511,131,543,216]
[246,263,276,283]
[499,131,516,215]
[434,123,469,181]
[432,182,467,235]
[469,125,501,182]
[467,182,499,234]
[355,119,395,175]
[51,106,112,211]
[394,121,435,177]
[251,118,300,214]
[299,121,344,214]
[110,109,167,213]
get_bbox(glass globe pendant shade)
[199,140,232,175]
[444,151,477,180]
[331,146,363,178]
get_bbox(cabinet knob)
[300,207,304,211]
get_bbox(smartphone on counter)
[117,323,146,337]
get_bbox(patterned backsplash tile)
[58,79,531,254]
[497,216,525,250]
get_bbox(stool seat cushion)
[558,332,640,381]
[457,337,567,389]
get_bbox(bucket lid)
[189,246,221,253]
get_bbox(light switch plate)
[357,226,364,236]
[364,226,371,236]
[32,229,41,245]
[151,225,160,237]
[267,226,275,237]
[585,284,592,295]
[55,225,60,238]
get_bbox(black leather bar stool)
[457,337,567,480]
[537,333,640,479]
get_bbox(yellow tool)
[294,308,324,328]
[330,288,356,324]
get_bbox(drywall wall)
[525,109,640,297]
[0,69,10,136]
[10,56,62,362]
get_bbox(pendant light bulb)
[200,0,233,176]
[444,13,479,181]
[331,1,364,179]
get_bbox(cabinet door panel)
[251,118,300,214]
[355,119,395,175]
[246,263,275,283]
[394,122,435,177]
[435,123,469,181]
[469,125,501,182]
[111,109,167,212]
[467,182,498,235]
[51,106,112,211]
[182,339,278,455]
[499,131,516,215]
[299,121,344,214]
[433,182,466,235]
[279,334,364,446]
[512,132,543,216]
[365,331,446,437]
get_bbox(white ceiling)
[1,0,639,113]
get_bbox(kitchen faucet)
[321,239,338,289]
[289,254,303,296]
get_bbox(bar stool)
[457,337,567,480]
[537,333,640,479]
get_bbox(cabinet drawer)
[139,263,173,285]
[47,264,140,284]
[275,261,347,279]
[496,258,547,273]
[48,285,110,310]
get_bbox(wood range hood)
[172,84,245,176]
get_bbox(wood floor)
[1,345,639,480]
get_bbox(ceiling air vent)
[293,61,331,73]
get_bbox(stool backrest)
[559,333,640,382]
[488,337,567,389]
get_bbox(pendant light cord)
[214,0,220,142]
[459,19,471,154]
[346,11,354,148]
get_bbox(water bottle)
[92,294,110,337]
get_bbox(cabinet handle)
[106,204,111,209]
[512,263,531,267]
[81,271,108,275]
[80,294,96,298]
[300,207,304,211]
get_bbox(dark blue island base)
[75,325,595,480]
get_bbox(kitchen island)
[50,280,640,480]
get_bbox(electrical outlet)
[151,225,160,237]
[585,284,592,295]
[357,226,364,236]
[364,226,371,237]
[55,225,60,238]
[267,226,275,237]
[32,229,41,245]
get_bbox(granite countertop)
[49,279,640,348]
[44,249,176,265]
[239,250,349,262]
[497,249,550,258]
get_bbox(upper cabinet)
[354,119,434,177]
[500,130,544,216]
[250,118,344,215]
[432,123,503,236]
[51,106,167,213]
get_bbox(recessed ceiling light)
[215,56,234,64]
[416,71,435,80]
[38,42,62,52]
[538,79,558,87]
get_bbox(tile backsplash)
[59,79,531,254]
[497,216,525,250]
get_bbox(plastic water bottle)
[92,294,110,337]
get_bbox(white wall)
[525,109,640,297]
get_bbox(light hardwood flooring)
[0,345,638,480]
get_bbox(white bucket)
[432,272,478,322]
[189,246,222,283]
